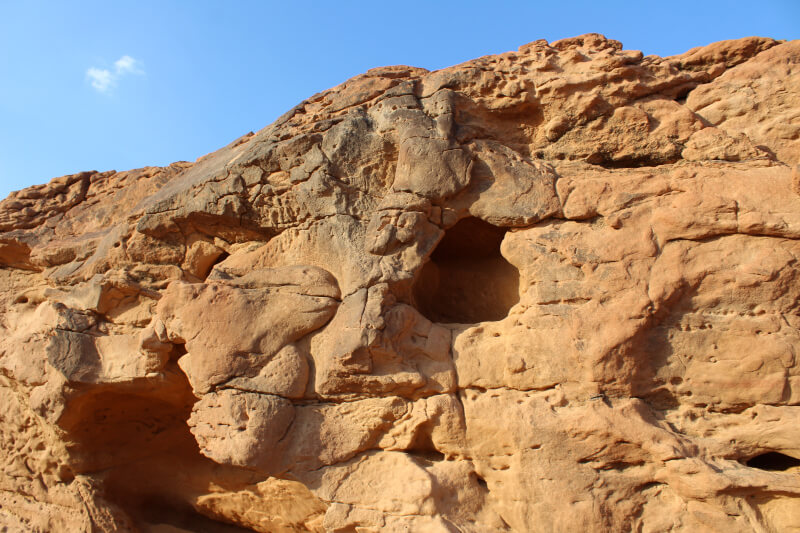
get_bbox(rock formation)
[1,34,799,532]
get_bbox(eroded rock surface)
[1,34,799,532]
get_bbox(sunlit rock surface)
[1,34,800,532]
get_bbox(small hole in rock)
[475,474,488,489]
[412,217,520,324]
[57,465,75,484]
[673,84,695,105]
[201,251,230,280]
[407,448,446,463]
[405,424,446,463]
[170,343,188,363]
[745,452,800,471]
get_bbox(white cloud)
[87,67,114,92]
[114,55,142,75]
[86,55,144,93]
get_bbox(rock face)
[1,34,800,532]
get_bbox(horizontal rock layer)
[1,34,799,532]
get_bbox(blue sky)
[1,1,798,200]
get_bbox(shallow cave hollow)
[412,217,520,324]
[58,357,262,532]
[746,452,800,471]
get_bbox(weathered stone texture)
[1,34,799,532]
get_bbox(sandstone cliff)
[1,34,799,532]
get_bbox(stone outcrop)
[1,34,799,532]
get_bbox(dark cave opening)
[405,423,446,463]
[412,217,519,324]
[673,87,692,105]
[58,364,262,532]
[135,495,254,533]
[201,250,230,280]
[745,452,800,471]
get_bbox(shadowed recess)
[57,365,265,531]
[746,452,800,471]
[413,217,519,324]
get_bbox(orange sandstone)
[1,35,799,532]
